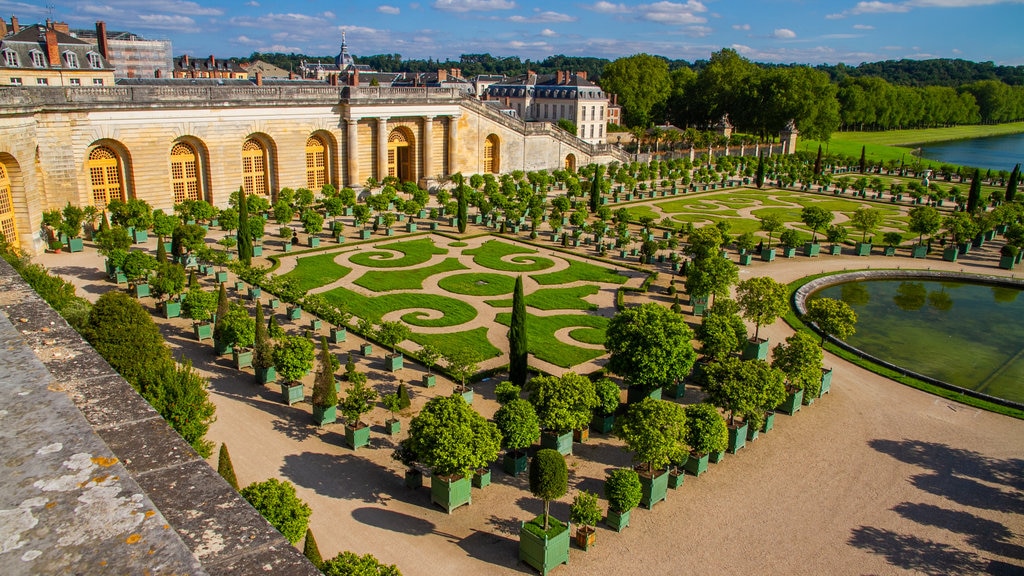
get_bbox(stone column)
[422,115,434,181]
[377,117,389,182]
[447,115,459,176]
[346,118,359,187]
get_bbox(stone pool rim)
[793,269,1024,411]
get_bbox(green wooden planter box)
[503,451,528,476]
[359,229,372,240]
[193,322,213,342]
[360,343,373,356]
[252,245,263,256]
[406,222,417,232]
[283,242,292,253]
[66,237,84,252]
[856,242,872,256]
[385,418,401,435]
[943,246,959,262]
[668,470,685,489]
[803,242,821,257]
[820,368,833,396]
[255,366,276,384]
[783,247,797,258]
[626,386,662,404]
[386,353,403,372]
[404,469,422,489]
[683,452,709,477]
[776,388,804,415]
[309,318,322,331]
[727,422,749,454]
[761,248,776,262]
[746,425,760,442]
[639,469,669,509]
[163,241,173,253]
[741,338,770,360]
[233,348,253,369]
[739,253,753,266]
[233,280,244,292]
[761,411,776,433]
[431,475,472,514]
[519,517,570,576]
[709,450,725,464]
[163,300,181,319]
[313,405,337,426]
[590,414,614,434]
[422,374,436,388]
[213,339,233,356]
[605,508,630,532]
[329,327,346,343]
[269,298,280,309]
[281,383,304,405]
[210,271,226,283]
[460,388,474,405]
[345,424,370,450]
[912,244,928,258]
[541,430,574,456]
[247,286,261,300]
[287,306,302,320]
[307,236,320,248]
[830,244,842,255]
[999,255,1016,269]
[132,228,148,243]
[663,380,686,398]
[472,468,491,489]
[134,283,150,298]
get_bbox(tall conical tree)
[213,282,229,346]
[302,528,323,569]
[589,164,605,213]
[237,186,253,265]
[755,154,765,189]
[156,237,167,263]
[967,169,982,213]
[99,211,110,232]
[509,275,528,386]
[457,189,468,234]
[252,303,272,381]
[217,443,240,490]
[859,145,867,174]
[1006,163,1020,203]
[813,145,823,176]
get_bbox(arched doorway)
[483,134,500,174]
[305,135,327,191]
[87,145,126,207]
[242,137,270,197]
[387,128,414,183]
[564,154,576,173]
[170,141,203,204]
[0,162,18,245]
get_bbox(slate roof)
[0,24,114,71]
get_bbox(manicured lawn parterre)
[354,258,468,291]
[280,251,353,292]
[437,273,516,296]
[496,312,609,367]
[532,260,629,286]
[464,239,555,272]
[321,286,477,327]
[407,327,502,363]
[487,285,600,311]
[348,238,447,268]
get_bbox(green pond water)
[811,279,1024,404]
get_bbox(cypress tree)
[213,282,229,344]
[859,146,867,174]
[99,211,110,232]
[509,275,528,386]
[217,443,240,490]
[397,381,411,409]
[303,528,323,568]
[237,186,253,265]
[156,237,167,263]
[1006,163,1020,203]
[457,189,468,234]
[755,154,765,189]
[813,145,822,176]
[589,164,605,213]
[967,169,982,213]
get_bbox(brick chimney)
[53,21,69,34]
[45,28,59,67]
[351,69,359,86]
[95,21,109,59]
[577,70,587,80]
[11,16,20,33]
[154,68,162,79]
[208,55,215,70]
[182,54,189,68]
[0,18,6,37]
[256,71,263,86]
[437,68,447,83]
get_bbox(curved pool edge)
[792,269,1024,412]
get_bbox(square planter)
[404,469,422,489]
[386,353,404,372]
[783,247,797,258]
[213,339,233,356]
[360,343,373,356]
[310,318,322,331]
[66,237,84,253]
[727,422,749,454]
[215,271,228,283]
[460,388,474,405]
[519,517,570,576]
[830,244,842,255]
[856,242,872,256]
[667,470,685,489]
[999,255,1016,269]
[307,236,320,248]
[431,474,472,514]
[134,283,150,298]
[503,451,528,476]
[912,244,928,258]
[234,281,245,292]
[746,425,760,442]
[663,380,686,399]
[776,388,804,415]
[626,386,662,403]
[803,242,821,257]
[739,253,753,266]
[605,508,630,532]
[193,323,213,342]
[709,450,725,464]
[288,306,302,320]
[472,468,491,489]
[132,228,148,243]
[541,430,574,456]
[590,413,614,434]
[280,382,304,406]
[572,428,589,444]
[761,248,776,262]
[884,246,896,256]
[233,348,253,370]
[683,452,710,477]
[741,338,770,361]
[313,405,337,426]
[163,241,173,254]
[255,366,276,384]
[761,411,776,433]
[283,242,292,253]
[252,245,263,257]
[639,469,669,509]
[329,327,346,343]
[345,424,371,450]
[575,526,596,551]
[943,246,959,262]
[269,298,280,310]
[163,300,181,319]
[385,418,401,435]
[406,222,417,233]
[422,374,436,388]
[359,229,372,240]
[820,367,833,396]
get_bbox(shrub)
[215,303,256,348]
[217,443,239,491]
[593,378,620,416]
[338,372,378,427]
[396,382,411,409]
[321,552,401,576]
[529,449,568,530]
[240,479,311,545]
[273,334,315,383]
[570,490,602,529]
[494,381,521,405]
[684,403,728,456]
[494,398,540,453]
[311,336,338,409]
[141,360,216,458]
[81,291,171,391]
[408,395,501,478]
[303,528,323,569]
[604,468,642,513]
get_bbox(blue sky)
[5,0,1023,65]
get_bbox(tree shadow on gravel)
[280,450,411,506]
[848,526,987,575]
[891,502,1024,562]
[350,506,458,540]
[455,529,528,574]
[867,439,1024,491]
[909,472,1024,515]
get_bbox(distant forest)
[240,52,1024,87]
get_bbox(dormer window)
[63,51,79,69]
[28,49,45,68]
[86,51,102,69]
[2,49,18,67]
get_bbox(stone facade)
[0,84,627,254]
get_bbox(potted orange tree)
[614,397,687,509]
[519,449,570,574]
[603,468,641,532]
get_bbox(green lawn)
[496,312,608,367]
[408,327,502,363]
[280,251,352,292]
[487,285,600,311]
[321,286,477,327]
[464,239,555,272]
[348,238,446,268]
[531,260,628,286]
[354,258,468,291]
[437,273,516,296]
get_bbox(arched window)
[87,146,124,207]
[387,129,413,182]
[2,49,19,67]
[564,154,576,173]
[483,134,500,174]
[170,142,201,204]
[0,164,18,245]
[63,51,79,69]
[305,136,326,191]
[241,138,268,196]
[86,52,103,69]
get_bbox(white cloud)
[588,1,631,13]
[638,1,709,25]
[852,23,875,29]
[824,0,1020,19]
[432,0,516,12]
[952,48,962,53]
[540,28,558,37]
[773,28,797,39]
[378,5,401,14]
[508,10,576,23]
[228,12,332,28]
[685,25,713,37]
[508,40,551,49]
[732,23,751,30]
[135,14,198,29]
[821,33,862,38]
[245,1,259,6]
[322,11,335,19]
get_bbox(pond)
[811,278,1024,405]
[919,132,1024,172]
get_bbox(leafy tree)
[771,332,824,396]
[96,225,132,255]
[526,372,597,433]
[683,403,728,456]
[908,206,942,245]
[312,336,338,412]
[850,207,882,243]
[494,381,521,405]
[240,478,311,545]
[592,378,620,416]
[408,395,501,478]
[215,303,256,349]
[529,449,568,530]
[321,552,401,576]
[759,214,784,249]
[883,231,904,247]
[301,209,325,236]
[599,53,670,127]
[604,468,642,514]
[303,528,323,569]
[182,285,216,324]
[942,211,980,245]
[696,310,745,362]
[171,223,206,259]
[735,277,789,341]
[826,224,848,246]
[570,490,602,532]
[442,348,479,392]
[81,291,170,391]
[605,303,696,396]
[419,344,441,375]
[800,206,834,244]
[338,371,378,427]
[150,261,186,302]
[685,254,738,305]
[494,397,540,456]
[122,250,157,287]
[687,225,724,259]
[804,298,858,345]
[143,359,216,457]
[778,228,801,249]
[217,443,240,491]
[376,320,410,355]
[273,334,315,383]
[702,357,782,429]
[615,397,687,473]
